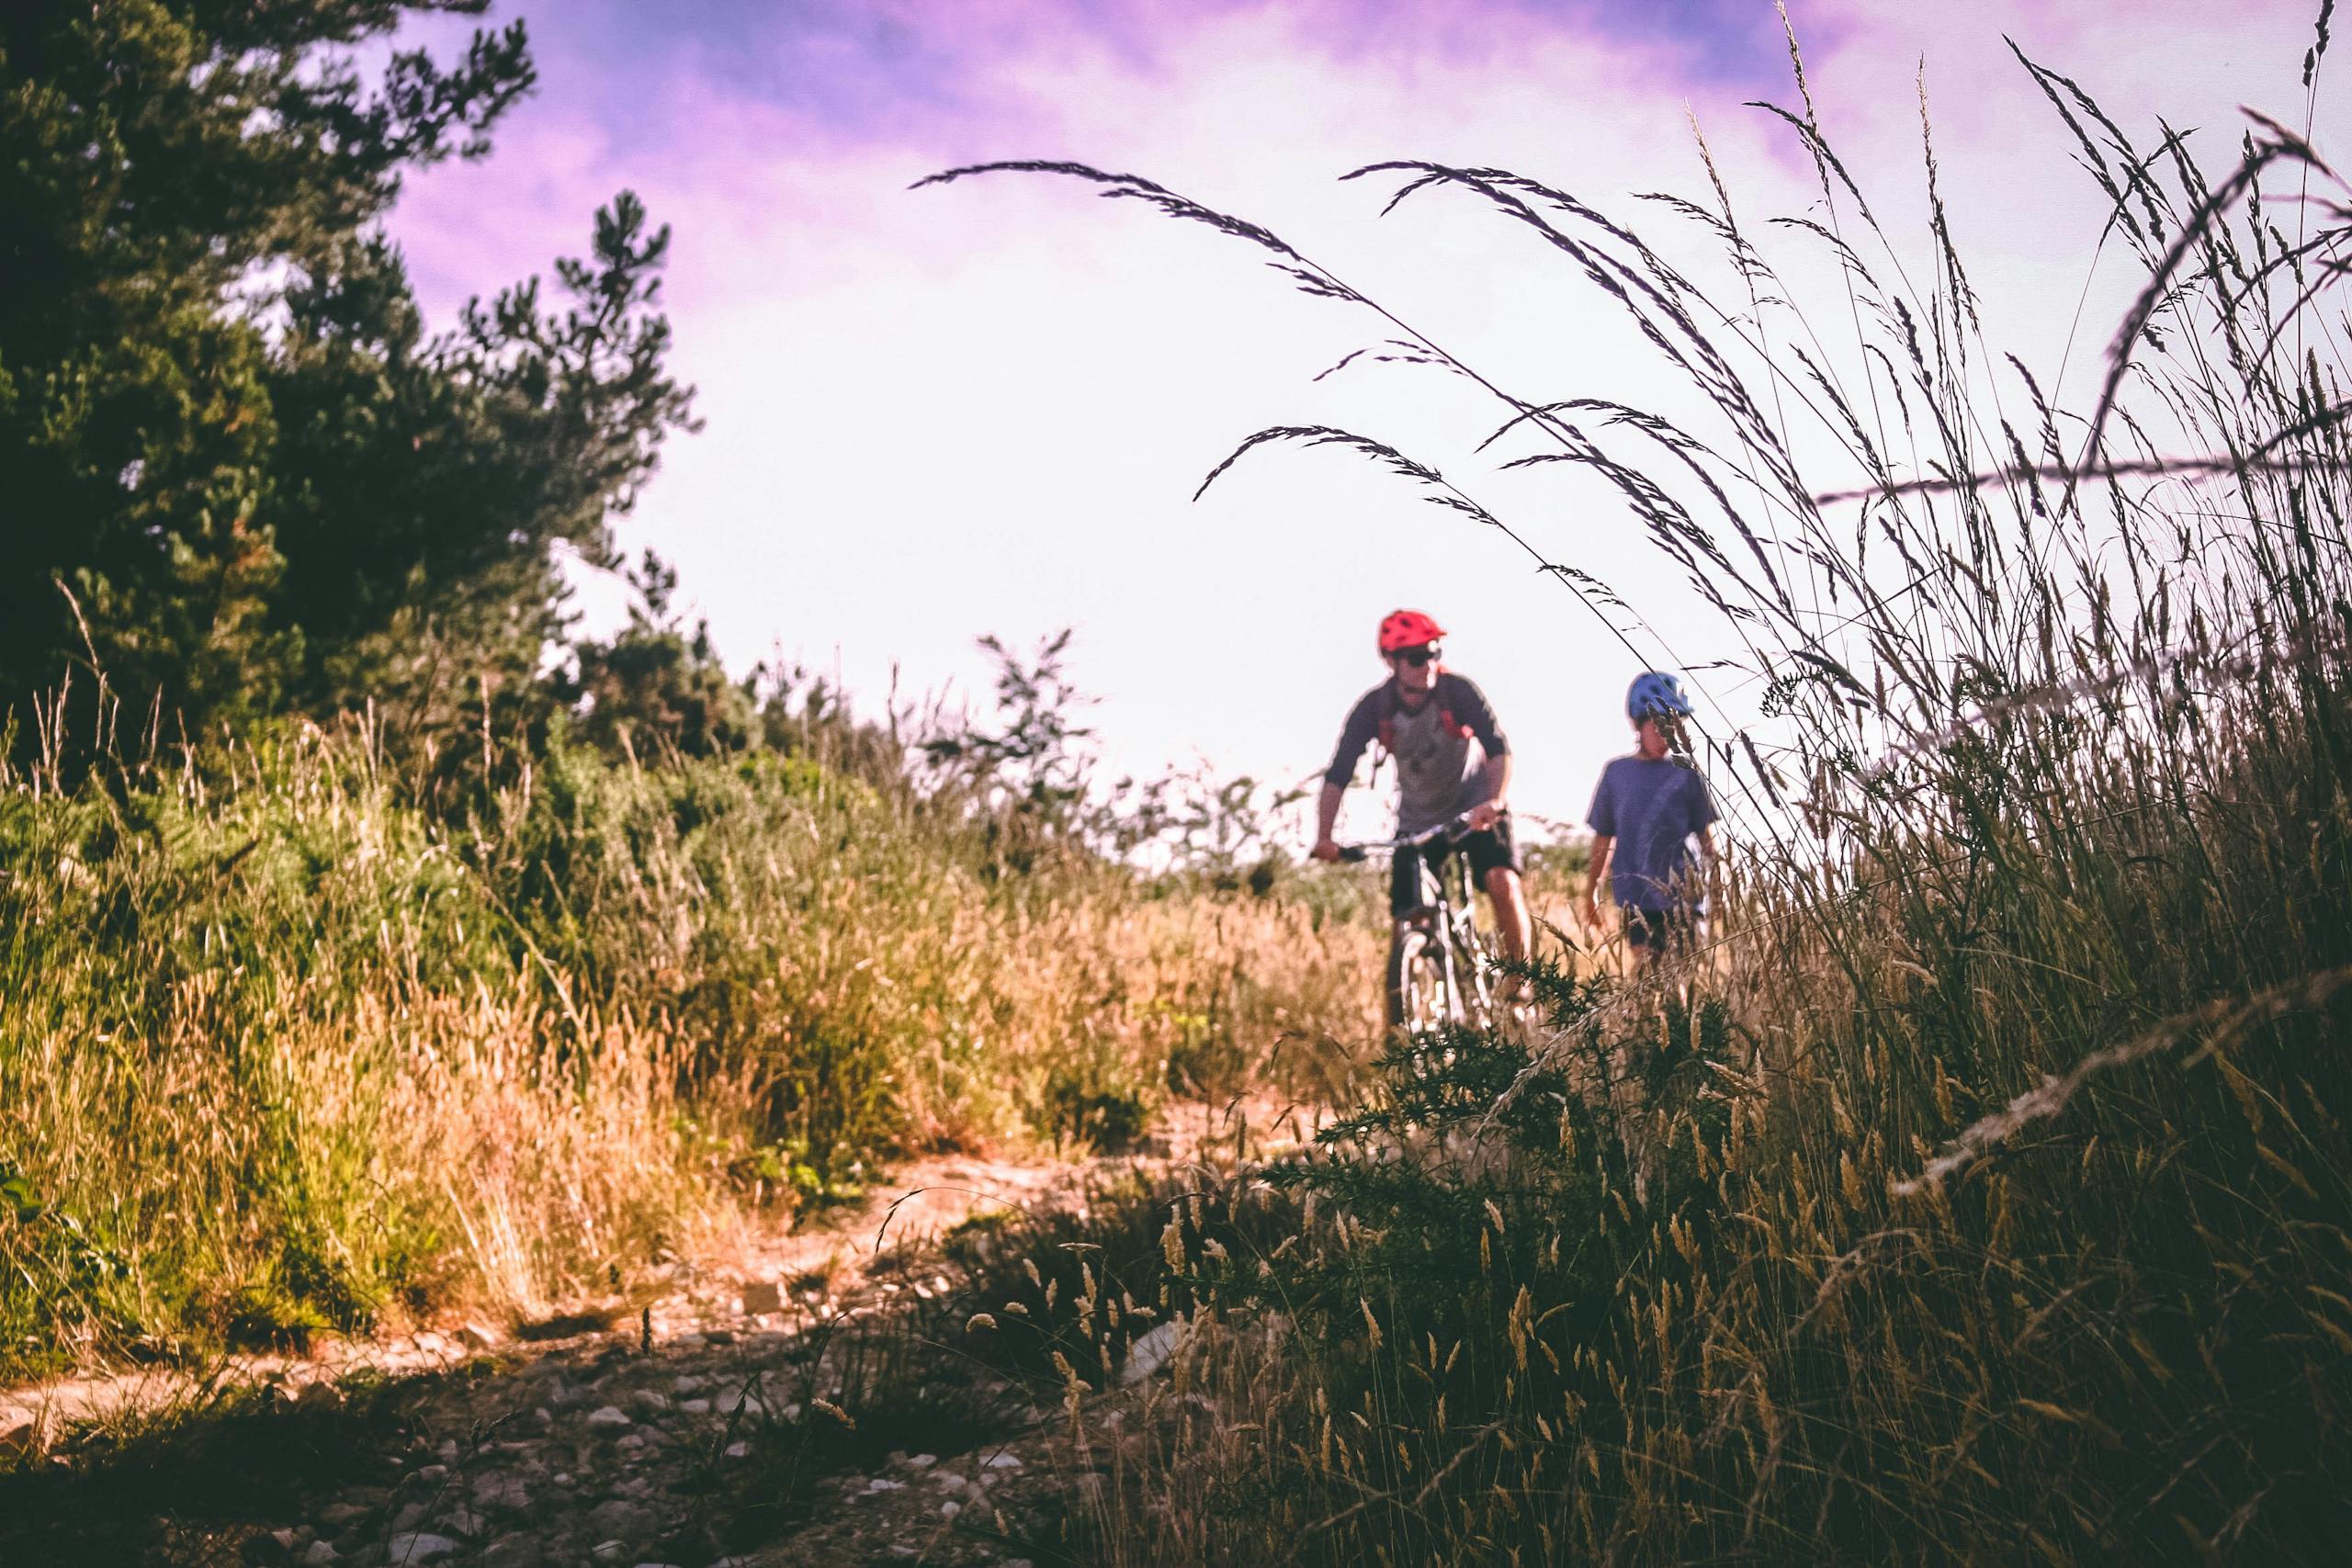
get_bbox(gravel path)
[4,1100,1320,1566]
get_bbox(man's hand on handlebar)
[1466,800,1504,833]
[1310,838,1342,863]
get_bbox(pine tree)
[0,2,696,749]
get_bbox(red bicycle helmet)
[1376,609,1446,655]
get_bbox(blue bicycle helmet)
[1627,671,1693,722]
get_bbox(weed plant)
[0,692,1381,1383]
[923,13,2352,1563]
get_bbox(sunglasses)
[1393,646,1441,667]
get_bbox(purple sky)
[490,1,1804,137]
[383,0,2343,838]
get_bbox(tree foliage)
[0,0,697,746]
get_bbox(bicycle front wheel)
[1385,924,1452,1034]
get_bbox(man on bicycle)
[1580,671,1718,966]
[1310,610,1532,982]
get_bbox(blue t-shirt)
[1588,756,1717,911]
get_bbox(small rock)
[590,1543,628,1564]
[384,1533,461,1565]
[1121,1319,1187,1385]
[985,1452,1024,1470]
[672,1374,706,1393]
[240,1529,295,1565]
[296,1382,343,1413]
[533,1406,553,1427]
[678,1398,710,1415]
[473,1472,533,1514]
[864,1476,905,1493]
[584,1404,632,1431]
[586,1498,654,1540]
[723,1441,751,1460]
[481,1536,542,1568]
[437,1506,490,1539]
[940,1500,963,1518]
[702,1329,736,1346]
[740,1280,783,1315]
[904,1452,937,1469]
[457,1320,503,1351]
[414,1463,449,1483]
[0,1413,37,1458]
[435,1438,459,1464]
[300,1542,340,1566]
[316,1502,368,1529]
[390,1502,431,1534]
[887,1549,919,1561]
[933,1472,967,1491]
[628,1389,670,1415]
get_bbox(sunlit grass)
[0,718,1382,1382]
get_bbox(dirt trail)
[1,1097,1324,1567]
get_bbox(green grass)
[0,716,1381,1383]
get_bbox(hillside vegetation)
[5,6,2349,1564]
[0,687,1382,1380]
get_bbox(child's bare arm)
[1581,834,1613,926]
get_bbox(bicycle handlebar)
[1335,811,1483,863]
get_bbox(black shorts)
[1390,816,1522,919]
[1623,903,1698,954]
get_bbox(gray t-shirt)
[1325,671,1510,834]
[1588,754,1717,910]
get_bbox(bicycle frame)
[1341,815,1496,1032]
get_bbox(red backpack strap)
[1379,684,1471,751]
[1437,673,1471,738]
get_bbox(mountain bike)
[1340,814,1498,1034]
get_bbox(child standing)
[1580,672,1717,967]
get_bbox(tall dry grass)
[922,13,2352,1564]
[0,714,1381,1382]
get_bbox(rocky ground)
[1,1101,1314,1567]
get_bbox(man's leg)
[1482,864,1532,969]
[1392,841,1432,924]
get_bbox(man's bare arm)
[1469,751,1514,830]
[1312,781,1346,861]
